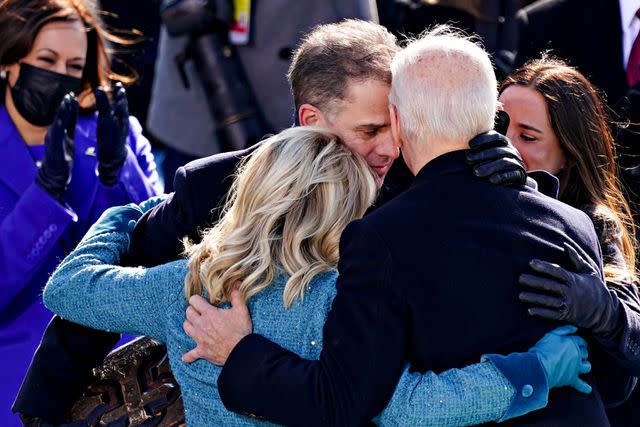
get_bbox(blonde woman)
[44,127,589,426]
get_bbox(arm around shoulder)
[219,219,408,426]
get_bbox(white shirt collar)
[621,0,640,29]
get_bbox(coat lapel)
[0,106,38,197]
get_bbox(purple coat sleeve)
[0,182,76,313]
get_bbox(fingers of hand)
[466,146,517,164]
[472,158,524,178]
[580,361,592,374]
[573,379,593,394]
[186,305,201,324]
[526,260,572,284]
[549,325,578,336]
[183,319,196,338]
[489,169,526,186]
[182,347,200,363]
[468,131,506,150]
[519,273,565,294]
[519,291,564,308]
[189,294,214,314]
[528,306,564,320]
[113,84,129,119]
[563,242,593,273]
[94,86,110,113]
[229,288,245,309]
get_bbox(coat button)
[522,384,534,398]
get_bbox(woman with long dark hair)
[497,57,640,408]
[0,1,161,420]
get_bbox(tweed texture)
[44,228,516,426]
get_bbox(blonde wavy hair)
[184,127,378,308]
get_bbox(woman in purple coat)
[0,1,162,422]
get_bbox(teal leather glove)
[84,204,143,240]
[138,194,168,213]
[529,325,592,393]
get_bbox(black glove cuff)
[35,169,66,203]
[592,290,625,340]
[97,152,126,186]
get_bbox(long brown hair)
[0,0,135,110]
[501,57,637,282]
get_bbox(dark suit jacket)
[515,0,627,108]
[514,0,640,174]
[12,142,414,421]
[217,150,611,426]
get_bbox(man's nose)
[377,135,400,160]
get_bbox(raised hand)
[95,82,129,186]
[36,93,78,202]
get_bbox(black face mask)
[10,63,82,127]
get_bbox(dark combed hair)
[501,56,637,282]
[287,19,399,116]
[0,0,136,110]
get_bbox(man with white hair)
[137,27,619,426]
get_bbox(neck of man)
[404,137,469,175]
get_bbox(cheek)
[512,142,542,171]
[6,64,20,86]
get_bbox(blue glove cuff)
[83,204,143,242]
[482,351,549,422]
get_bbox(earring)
[0,70,6,79]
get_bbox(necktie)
[627,9,640,87]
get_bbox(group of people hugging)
[3,0,640,426]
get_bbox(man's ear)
[298,103,328,127]
[389,104,402,149]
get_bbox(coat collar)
[412,149,468,185]
[0,105,38,196]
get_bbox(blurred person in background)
[0,1,162,425]
[494,57,640,423]
[148,0,378,191]
[98,0,161,131]
[376,0,538,79]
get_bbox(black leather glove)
[35,94,77,202]
[95,82,129,186]
[466,130,527,186]
[519,242,623,339]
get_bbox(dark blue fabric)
[219,150,616,426]
[483,352,548,421]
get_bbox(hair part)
[184,127,378,308]
[389,25,496,147]
[0,0,137,110]
[287,19,399,117]
[501,56,637,282]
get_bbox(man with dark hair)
[13,20,525,425]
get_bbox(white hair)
[389,25,497,146]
